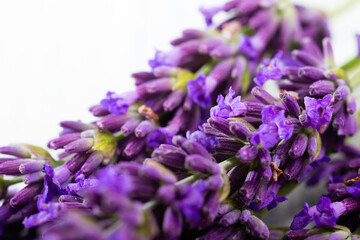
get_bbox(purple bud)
[198,37,223,54]
[48,133,81,149]
[10,183,43,208]
[135,120,155,138]
[347,97,357,114]
[219,209,241,227]
[236,145,258,162]
[244,102,265,117]
[206,175,223,190]
[247,215,270,239]
[257,148,271,167]
[89,104,109,117]
[97,114,129,130]
[152,144,186,169]
[239,209,251,223]
[307,132,318,163]
[273,139,292,166]
[123,136,146,158]
[284,157,304,181]
[333,85,350,103]
[65,153,88,174]
[185,154,220,174]
[60,121,95,132]
[162,207,182,238]
[289,134,308,158]
[121,117,141,136]
[298,66,325,80]
[251,87,277,105]
[0,159,32,175]
[208,117,232,136]
[23,171,45,185]
[19,160,45,174]
[309,80,335,96]
[54,165,71,184]
[239,171,260,205]
[81,151,104,176]
[299,112,311,128]
[280,92,301,116]
[163,90,186,112]
[229,120,253,141]
[137,77,172,95]
[64,138,94,154]
[0,145,31,158]
[210,43,235,59]
[206,59,234,92]
[202,192,220,221]
[157,185,176,204]
[292,50,322,66]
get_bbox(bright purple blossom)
[100,91,138,115]
[186,129,218,151]
[253,51,283,86]
[238,35,259,59]
[187,73,211,108]
[210,87,246,118]
[304,94,334,131]
[146,128,172,149]
[290,203,316,230]
[313,196,345,227]
[250,106,294,149]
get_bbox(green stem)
[143,157,240,211]
[349,70,360,88]
[341,57,360,75]
[1,176,23,187]
[114,132,125,142]
[329,0,360,18]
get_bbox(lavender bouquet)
[0,0,360,239]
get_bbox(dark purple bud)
[97,114,128,130]
[21,200,38,217]
[283,157,304,181]
[23,171,45,185]
[0,159,32,175]
[251,87,277,105]
[219,209,241,227]
[309,80,335,96]
[257,148,271,167]
[217,203,235,217]
[89,104,109,116]
[157,185,176,204]
[247,215,270,240]
[123,136,146,158]
[229,120,253,141]
[333,107,345,129]
[141,161,176,184]
[259,165,272,184]
[163,90,186,112]
[19,160,45,174]
[273,139,292,166]
[228,164,249,195]
[299,112,311,128]
[153,66,177,77]
[48,133,81,149]
[239,171,260,205]
[121,117,141,136]
[333,85,350,103]
[0,145,31,158]
[185,154,220,174]
[208,117,232,136]
[60,121,95,132]
[137,78,172,96]
[289,134,308,158]
[64,138,94,154]
[152,144,186,169]
[65,153,88,174]
[236,145,258,163]
[280,92,301,116]
[0,204,14,223]
[163,207,182,239]
[10,183,43,208]
[244,102,265,117]
[81,151,104,176]
[207,59,234,92]
[285,118,301,134]
[197,225,235,240]
[292,50,322,66]
[298,66,325,80]
[135,120,155,138]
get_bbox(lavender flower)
[210,87,246,118]
[254,51,284,86]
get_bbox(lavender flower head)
[210,87,246,118]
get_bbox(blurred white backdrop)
[0,0,359,147]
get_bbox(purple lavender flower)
[187,73,211,108]
[253,51,283,86]
[100,91,138,115]
[210,87,246,118]
[313,196,346,228]
[304,94,334,131]
[148,49,182,70]
[199,6,222,26]
[251,106,293,149]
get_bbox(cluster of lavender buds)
[1,0,360,239]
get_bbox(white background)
[0,0,359,148]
